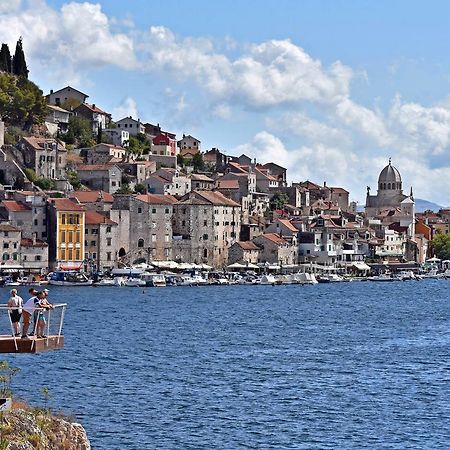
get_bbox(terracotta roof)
[47,104,70,113]
[21,238,48,247]
[79,103,110,115]
[228,162,248,173]
[69,190,114,203]
[330,187,349,194]
[258,233,289,245]
[136,194,178,205]
[277,219,298,233]
[0,224,20,232]
[94,143,124,149]
[85,210,117,225]
[237,241,260,251]
[49,198,85,211]
[190,174,213,182]
[22,137,66,151]
[1,201,31,212]
[195,190,240,207]
[216,179,240,189]
[77,164,120,172]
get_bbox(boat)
[317,273,344,283]
[94,278,116,286]
[294,272,318,285]
[140,272,166,287]
[259,274,277,285]
[4,277,20,287]
[123,278,146,287]
[48,271,93,286]
[368,273,396,282]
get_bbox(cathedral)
[365,159,415,237]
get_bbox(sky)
[1,0,450,206]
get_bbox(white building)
[103,129,129,147]
[116,117,145,136]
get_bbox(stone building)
[110,194,177,264]
[19,137,67,179]
[172,190,241,268]
[145,168,191,196]
[228,241,260,265]
[252,233,296,265]
[76,164,123,193]
[84,210,118,272]
[20,237,48,273]
[365,159,413,218]
[0,223,21,267]
[74,103,111,134]
[46,86,89,107]
[68,190,114,212]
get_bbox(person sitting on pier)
[8,289,23,337]
[34,291,54,339]
[21,288,38,339]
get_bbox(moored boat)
[49,271,93,286]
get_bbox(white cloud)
[0,0,20,14]
[111,97,138,121]
[0,1,135,84]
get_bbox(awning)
[0,265,23,272]
[60,264,82,271]
[352,262,371,271]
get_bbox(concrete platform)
[0,335,64,353]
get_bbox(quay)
[0,335,64,353]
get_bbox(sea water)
[6,280,450,449]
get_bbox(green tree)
[270,192,289,210]
[192,152,204,171]
[127,133,150,160]
[67,170,82,189]
[115,184,133,194]
[12,37,28,78]
[134,183,145,194]
[0,43,11,73]
[177,153,185,168]
[97,124,102,144]
[430,232,450,260]
[34,178,56,190]
[62,116,94,147]
[0,73,47,129]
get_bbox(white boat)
[94,278,116,286]
[49,271,93,286]
[368,273,396,282]
[317,273,344,283]
[140,272,166,287]
[421,269,445,279]
[123,278,146,287]
[259,274,277,285]
[293,272,318,285]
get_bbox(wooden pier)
[0,335,64,353]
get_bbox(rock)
[0,408,90,450]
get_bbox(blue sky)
[1,0,450,205]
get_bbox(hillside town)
[0,78,449,278]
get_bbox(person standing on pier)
[21,288,37,338]
[8,289,23,337]
[34,291,53,339]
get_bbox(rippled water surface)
[5,280,450,449]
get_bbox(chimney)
[324,181,327,187]
[50,89,53,94]
[92,104,96,110]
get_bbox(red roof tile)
[1,201,31,212]
[69,190,114,203]
[237,241,260,250]
[136,194,178,205]
[85,210,117,225]
[49,198,85,211]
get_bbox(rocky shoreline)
[1,407,90,450]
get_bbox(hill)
[415,198,443,213]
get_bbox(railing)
[0,304,67,352]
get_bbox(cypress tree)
[12,37,28,78]
[0,43,11,73]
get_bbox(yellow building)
[48,198,85,270]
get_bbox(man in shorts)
[22,288,38,338]
[8,289,23,337]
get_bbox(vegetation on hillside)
[430,232,450,260]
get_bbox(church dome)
[378,159,402,191]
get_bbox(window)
[23,255,27,261]
[3,243,8,249]
[34,219,38,226]
[92,252,97,259]
[107,238,112,246]
[165,234,169,242]
[60,249,66,260]
[106,226,111,233]
[203,249,208,258]
[165,208,169,214]
[152,208,156,214]
[68,249,73,260]
[152,234,156,242]
[203,234,208,240]
[12,253,18,260]
[107,252,111,261]
[90,240,96,247]
[138,239,144,248]
[182,220,186,226]
[75,249,81,260]
[112,181,117,187]
[35,255,41,261]
[138,207,142,213]
[3,232,8,237]
[76,230,81,243]
[91,229,98,235]
[68,231,73,242]
[204,220,207,226]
